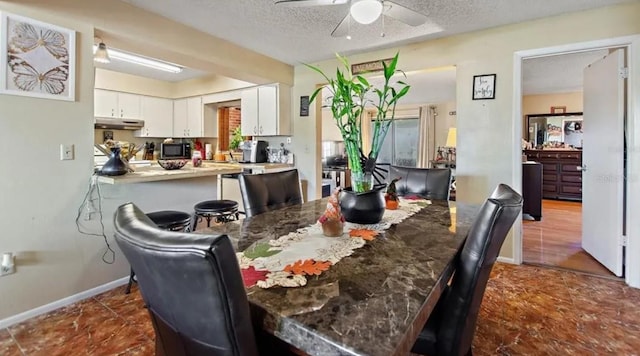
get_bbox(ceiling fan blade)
[331,13,350,37]
[383,0,427,26]
[275,0,348,7]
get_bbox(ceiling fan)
[275,0,428,37]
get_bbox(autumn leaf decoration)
[284,259,332,276]
[243,242,281,259]
[349,228,379,241]
[241,266,268,288]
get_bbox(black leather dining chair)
[388,165,452,200]
[114,202,259,356]
[411,184,523,356]
[238,169,303,218]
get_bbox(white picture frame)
[0,12,76,101]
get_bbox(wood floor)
[523,199,617,278]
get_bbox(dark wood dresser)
[524,150,582,201]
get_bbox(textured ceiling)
[523,49,609,95]
[122,0,636,65]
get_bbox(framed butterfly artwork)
[0,12,75,101]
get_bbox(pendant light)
[94,41,111,64]
[350,0,383,25]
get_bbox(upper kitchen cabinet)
[173,96,217,138]
[136,96,173,138]
[241,84,291,136]
[94,89,142,119]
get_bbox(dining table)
[203,198,478,356]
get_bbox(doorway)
[512,35,640,288]
[520,50,620,278]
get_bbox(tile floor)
[2,263,639,355]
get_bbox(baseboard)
[497,256,517,264]
[0,276,129,329]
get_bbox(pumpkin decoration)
[385,177,401,210]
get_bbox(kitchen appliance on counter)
[240,140,268,163]
[161,142,191,159]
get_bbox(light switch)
[60,144,74,160]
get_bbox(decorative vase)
[350,171,374,193]
[99,147,128,176]
[339,184,387,224]
[321,219,344,237]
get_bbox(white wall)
[292,2,640,258]
[0,2,127,320]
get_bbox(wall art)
[0,12,75,101]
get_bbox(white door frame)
[512,35,640,288]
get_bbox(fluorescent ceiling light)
[92,44,183,73]
[350,0,383,25]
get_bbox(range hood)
[94,117,145,130]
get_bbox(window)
[371,117,420,167]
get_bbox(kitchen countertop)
[96,162,294,184]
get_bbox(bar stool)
[193,199,239,230]
[125,210,192,294]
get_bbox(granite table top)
[203,199,477,356]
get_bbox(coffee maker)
[241,140,268,163]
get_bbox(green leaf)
[308,87,323,105]
[243,242,281,259]
[356,75,370,88]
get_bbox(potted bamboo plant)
[307,52,410,224]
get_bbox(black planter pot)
[339,184,387,224]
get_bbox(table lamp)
[445,128,456,162]
[445,127,457,148]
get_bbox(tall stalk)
[306,53,410,193]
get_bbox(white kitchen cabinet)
[187,97,203,137]
[241,84,290,136]
[173,96,217,137]
[241,88,259,136]
[173,98,189,137]
[136,96,173,138]
[94,89,142,119]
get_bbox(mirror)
[526,112,583,149]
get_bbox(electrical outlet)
[0,265,15,276]
[60,144,74,160]
[1,253,15,277]
[286,137,292,144]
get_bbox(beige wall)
[0,2,131,320]
[172,75,254,99]
[522,91,584,137]
[94,69,174,98]
[292,2,640,258]
[95,69,255,99]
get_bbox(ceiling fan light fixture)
[93,42,111,64]
[350,0,383,25]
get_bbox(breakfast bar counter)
[96,162,293,184]
[96,164,242,184]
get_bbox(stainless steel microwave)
[160,143,191,159]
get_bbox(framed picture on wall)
[472,74,496,100]
[0,12,76,101]
[550,106,566,114]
